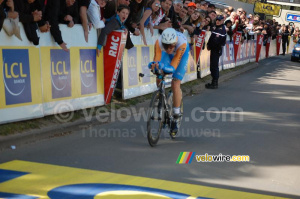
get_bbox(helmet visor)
[162,43,176,50]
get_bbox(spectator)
[0,0,5,31]
[1,0,21,40]
[97,4,129,56]
[139,0,160,45]
[183,0,191,8]
[227,6,233,16]
[103,0,130,22]
[198,1,208,14]
[178,6,188,24]
[202,16,211,31]
[44,0,76,51]
[253,14,260,21]
[252,19,262,34]
[207,4,215,12]
[261,23,271,46]
[281,25,290,56]
[236,8,243,16]
[206,15,226,89]
[182,10,202,37]
[292,26,299,43]
[207,10,216,26]
[187,2,196,16]
[14,0,48,45]
[79,0,107,43]
[173,0,182,15]
[224,19,233,41]
[247,13,253,24]
[58,0,79,27]
[124,0,145,49]
[156,0,182,34]
[223,8,229,17]
[195,0,201,10]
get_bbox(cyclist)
[148,28,189,135]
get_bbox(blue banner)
[141,47,150,84]
[50,49,71,99]
[127,47,138,86]
[80,49,97,95]
[2,49,32,105]
[286,14,300,23]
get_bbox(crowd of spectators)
[1,0,299,52]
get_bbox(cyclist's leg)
[172,46,189,110]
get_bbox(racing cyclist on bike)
[148,28,190,135]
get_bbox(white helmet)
[161,28,178,44]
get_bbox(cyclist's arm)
[153,40,162,62]
[170,43,187,70]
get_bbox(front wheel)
[167,91,183,139]
[147,91,164,147]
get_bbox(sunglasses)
[162,43,176,50]
[155,3,161,7]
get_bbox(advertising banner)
[222,41,235,70]
[256,35,264,62]
[50,49,72,99]
[265,37,271,58]
[122,45,157,100]
[79,49,97,95]
[233,32,242,63]
[103,31,127,104]
[2,49,32,105]
[254,2,281,16]
[0,47,43,124]
[127,47,138,86]
[276,35,281,56]
[195,30,206,65]
[286,13,300,23]
[141,47,151,84]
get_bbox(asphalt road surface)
[0,55,299,199]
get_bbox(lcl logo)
[80,60,94,73]
[4,62,27,78]
[51,61,69,75]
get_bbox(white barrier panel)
[269,39,277,57]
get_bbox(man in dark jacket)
[14,0,49,45]
[206,15,226,89]
[281,25,290,55]
[44,0,78,51]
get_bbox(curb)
[0,62,258,150]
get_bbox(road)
[0,55,299,199]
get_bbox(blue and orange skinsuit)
[153,31,190,80]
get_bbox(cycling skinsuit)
[153,31,190,81]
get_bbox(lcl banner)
[233,32,242,63]
[256,34,264,62]
[103,31,127,104]
[195,30,206,65]
[265,37,271,58]
[276,35,282,55]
